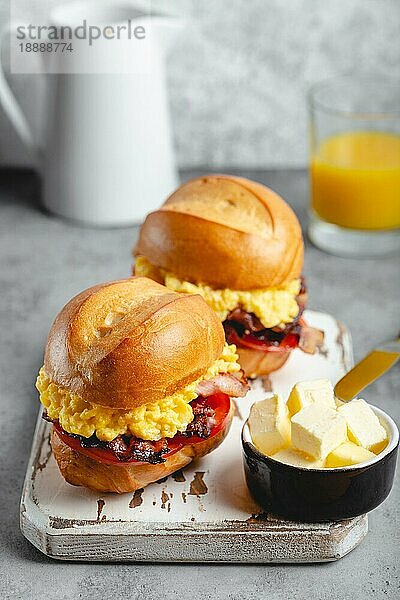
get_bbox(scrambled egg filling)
[135,256,301,329]
[36,344,240,442]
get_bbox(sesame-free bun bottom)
[237,347,291,379]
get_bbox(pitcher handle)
[0,22,37,154]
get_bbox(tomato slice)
[227,328,299,354]
[53,392,231,465]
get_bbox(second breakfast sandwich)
[134,175,323,378]
[36,277,248,493]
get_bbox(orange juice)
[311,131,400,230]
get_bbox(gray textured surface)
[1,168,399,599]
[0,0,399,168]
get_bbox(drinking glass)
[308,77,400,257]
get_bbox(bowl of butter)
[242,379,399,521]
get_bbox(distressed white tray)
[20,310,368,563]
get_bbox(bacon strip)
[49,419,170,463]
[181,400,216,438]
[196,370,249,398]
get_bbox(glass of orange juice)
[308,77,400,256]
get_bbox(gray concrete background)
[0,0,399,168]
[1,168,399,599]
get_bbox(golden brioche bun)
[51,400,233,493]
[44,277,224,410]
[236,347,290,379]
[135,174,304,290]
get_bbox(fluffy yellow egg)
[135,256,300,329]
[36,344,240,442]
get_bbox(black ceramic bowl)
[242,405,399,522]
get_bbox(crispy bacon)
[181,400,216,438]
[195,370,249,398]
[226,307,266,333]
[62,429,170,464]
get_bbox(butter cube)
[291,405,347,460]
[287,379,336,416]
[337,399,388,453]
[325,441,376,468]
[271,448,324,469]
[249,395,291,455]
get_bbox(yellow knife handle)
[335,349,400,402]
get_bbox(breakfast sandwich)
[134,175,324,378]
[36,277,248,493]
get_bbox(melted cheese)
[135,256,300,329]
[36,344,240,442]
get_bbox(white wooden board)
[20,310,368,562]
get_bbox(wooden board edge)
[20,485,368,563]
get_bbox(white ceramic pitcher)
[0,2,181,226]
